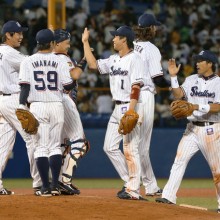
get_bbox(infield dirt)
[0,188,219,220]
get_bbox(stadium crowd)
[0,0,219,126]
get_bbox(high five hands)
[82,28,90,43]
[168,58,181,77]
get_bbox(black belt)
[192,121,215,127]
[115,101,130,105]
[0,93,11,96]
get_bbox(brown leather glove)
[118,109,139,135]
[170,100,194,120]
[16,109,39,134]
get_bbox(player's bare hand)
[168,58,181,76]
[82,28,90,43]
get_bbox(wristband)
[130,86,140,100]
[171,76,179,88]
[76,59,87,71]
[198,104,210,113]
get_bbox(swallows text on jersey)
[110,66,128,76]
[190,86,215,98]
[0,53,3,60]
[31,60,58,69]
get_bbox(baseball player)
[18,29,76,196]
[0,20,41,195]
[53,28,89,195]
[132,13,170,196]
[82,26,146,200]
[155,50,220,213]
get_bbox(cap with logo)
[36,29,55,44]
[54,29,71,43]
[193,50,218,64]
[1,20,28,34]
[110,25,135,42]
[138,13,161,28]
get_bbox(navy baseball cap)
[110,25,135,41]
[1,20,28,34]
[193,50,218,64]
[36,29,55,44]
[138,13,161,28]
[54,29,71,43]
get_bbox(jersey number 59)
[34,71,58,91]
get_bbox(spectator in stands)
[96,91,113,114]
[0,0,219,122]
[155,98,172,119]
[68,7,88,32]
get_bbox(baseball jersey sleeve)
[19,57,31,84]
[130,55,144,86]
[148,47,163,78]
[59,62,74,86]
[180,75,195,99]
[97,57,111,74]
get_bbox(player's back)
[19,52,73,103]
[133,41,163,94]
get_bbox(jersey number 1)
[121,79,124,90]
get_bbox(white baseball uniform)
[100,51,145,198]
[54,54,87,185]
[19,52,73,159]
[162,74,220,207]
[0,44,41,190]
[133,40,163,194]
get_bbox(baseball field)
[1,178,220,219]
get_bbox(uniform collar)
[200,73,217,81]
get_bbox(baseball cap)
[138,13,161,28]
[36,29,55,44]
[193,50,218,64]
[54,29,71,43]
[110,25,135,41]
[1,20,28,34]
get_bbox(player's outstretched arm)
[168,58,184,99]
[82,28,97,70]
[69,57,87,80]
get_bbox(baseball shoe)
[146,188,163,196]
[155,197,174,204]
[58,181,80,195]
[38,188,52,197]
[217,209,220,213]
[51,187,61,196]
[117,186,126,196]
[33,186,42,196]
[117,191,148,201]
[0,188,14,195]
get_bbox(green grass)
[3,178,214,189]
[3,178,217,210]
[3,178,125,189]
[177,198,217,210]
[157,178,214,188]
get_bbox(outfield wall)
[4,128,212,178]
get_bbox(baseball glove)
[118,109,139,135]
[170,100,194,120]
[16,109,39,134]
